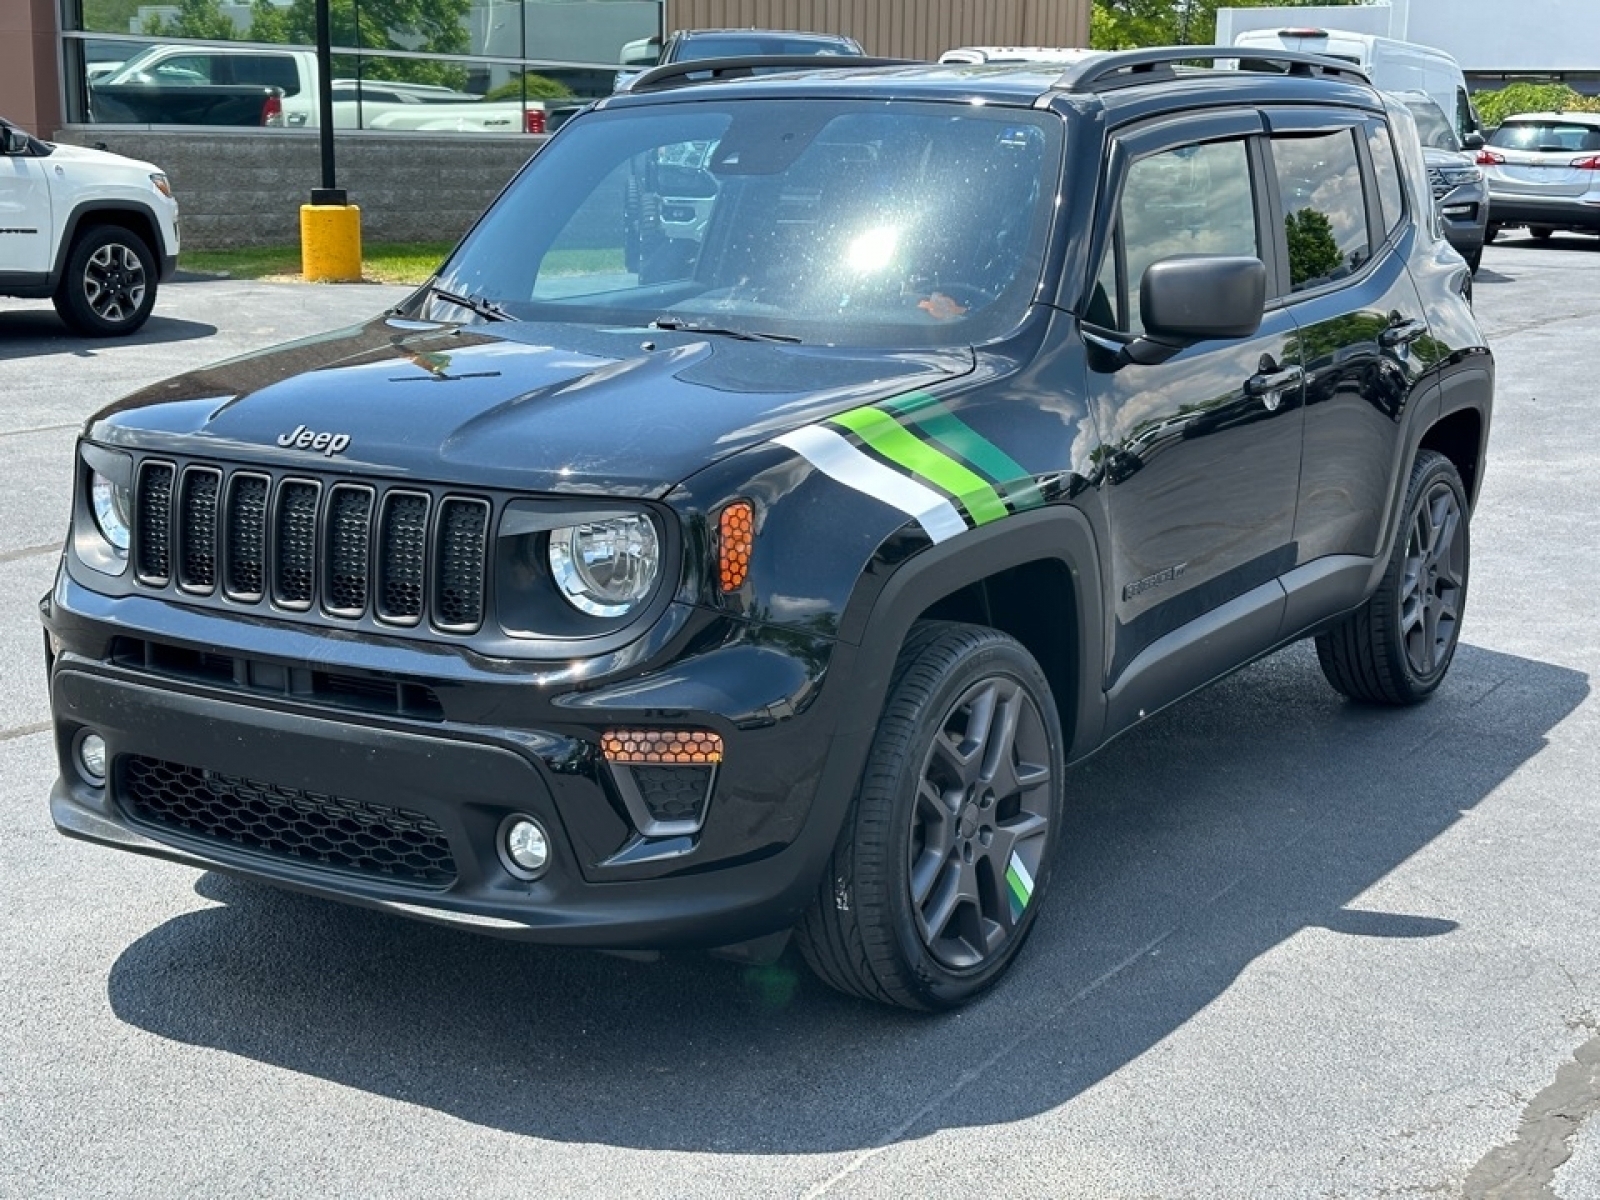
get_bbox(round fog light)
[76,731,107,784]
[500,815,550,880]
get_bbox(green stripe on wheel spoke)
[830,406,1009,525]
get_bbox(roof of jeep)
[600,54,1384,119]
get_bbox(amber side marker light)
[601,730,725,765]
[717,500,754,593]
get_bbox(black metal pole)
[312,0,344,204]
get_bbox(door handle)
[1379,319,1428,349]
[1244,365,1304,409]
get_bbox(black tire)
[1484,225,1500,244]
[1464,245,1482,274]
[52,224,157,337]
[797,621,1064,1010]
[1315,450,1470,705]
[1529,225,1554,241]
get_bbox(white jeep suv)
[0,117,180,336]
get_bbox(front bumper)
[1434,182,1489,260]
[43,572,873,950]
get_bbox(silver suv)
[1479,111,1600,244]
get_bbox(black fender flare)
[49,200,170,290]
[833,505,1108,759]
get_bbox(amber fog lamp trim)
[602,730,725,765]
[717,500,755,592]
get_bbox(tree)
[282,0,471,87]
[247,0,291,43]
[1092,0,1371,50]
[142,0,237,39]
[1472,81,1600,128]
[1284,208,1342,288]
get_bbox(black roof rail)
[1052,45,1371,94]
[624,55,919,94]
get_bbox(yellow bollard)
[300,203,363,282]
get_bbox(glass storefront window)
[63,0,661,129]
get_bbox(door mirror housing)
[1101,255,1266,366]
[0,121,30,155]
[1462,131,1485,151]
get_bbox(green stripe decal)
[881,392,1045,511]
[1005,852,1035,923]
[830,406,1010,525]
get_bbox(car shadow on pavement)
[0,312,217,358]
[105,639,1587,1154]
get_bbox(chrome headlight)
[548,515,661,617]
[1438,165,1483,187]
[90,470,132,554]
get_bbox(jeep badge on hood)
[277,424,351,456]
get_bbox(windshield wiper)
[425,284,514,323]
[649,317,800,344]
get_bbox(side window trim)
[1357,119,1393,254]
[1077,108,1270,328]
[1262,108,1383,301]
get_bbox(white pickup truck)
[94,44,549,134]
[0,116,179,336]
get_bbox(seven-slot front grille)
[132,461,491,634]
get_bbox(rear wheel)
[52,224,157,336]
[797,622,1064,1010]
[1315,451,1470,705]
[1529,225,1554,241]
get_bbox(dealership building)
[2,0,1090,247]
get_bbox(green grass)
[180,243,627,285]
[181,241,455,285]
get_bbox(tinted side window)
[1367,122,1406,237]
[1116,139,1258,333]
[1271,130,1371,292]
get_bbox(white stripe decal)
[775,425,968,543]
[1008,852,1036,898]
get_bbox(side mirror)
[1462,131,1485,151]
[1112,255,1265,365]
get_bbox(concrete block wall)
[53,129,541,250]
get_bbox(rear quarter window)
[1270,129,1372,292]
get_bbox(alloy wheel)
[82,242,147,325]
[908,675,1053,970]
[1399,480,1465,678]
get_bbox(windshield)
[1489,120,1600,153]
[1401,98,1460,151]
[428,99,1062,347]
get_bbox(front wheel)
[797,622,1064,1010]
[1529,225,1554,241]
[1315,451,1470,705]
[52,224,158,336]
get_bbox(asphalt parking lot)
[3,233,1600,1199]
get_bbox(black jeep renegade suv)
[42,49,1493,1010]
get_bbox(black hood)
[89,317,975,497]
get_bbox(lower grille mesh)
[120,755,457,887]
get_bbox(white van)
[1233,28,1482,144]
[938,47,1095,66]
